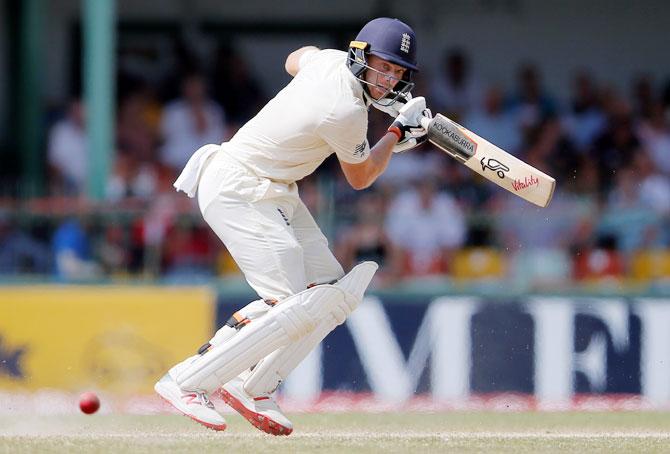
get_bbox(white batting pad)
[176,286,346,393]
[334,261,378,301]
[244,261,378,396]
[209,325,236,348]
[244,318,332,396]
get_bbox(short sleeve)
[316,101,370,164]
[298,48,320,71]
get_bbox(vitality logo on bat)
[512,175,540,191]
[480,157,510,179]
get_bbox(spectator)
[633,152,670,247]
[0,211,53,274]
[95,220,131,276]
[522,117,579,183]
[570,155,601,197]
[117,85,160,163]
[631,74,655,119]
[496,189,597,251]
[662,77,670,117]
[212,46,267,130]
[429,48,481,121]
[637,102,670,175]
[106,152,158,202]
[599,165,659,252]
[441,158,495,211]
[134,165,191,276]
[590,98,641,195]
[162,219,216,280]
[508,64,557,134]
[465,84,522,156]
[336,191,400,286]
[377,146,445,191]
[159,72,227,173]
[561,71,606,152]
[635,151,670,216]
[606,165,640,211]
[47,98,87,195]
[52,216,101,281]
[385,179,466,276]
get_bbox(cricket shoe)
[154,373,227,431]
[221,376,293,436]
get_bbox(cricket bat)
[421,114,556,207]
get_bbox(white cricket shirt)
[219,49,370,183]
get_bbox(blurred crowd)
[2,46,670,292]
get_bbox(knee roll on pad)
[329,304,348,326]
[274,300,318,340]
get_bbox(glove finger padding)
[397,96,427,124]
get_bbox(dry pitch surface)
[1,412,669,453]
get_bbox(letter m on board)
[346,297,478,402]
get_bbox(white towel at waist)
[173,143,220,198]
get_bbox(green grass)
[1,412,669,453]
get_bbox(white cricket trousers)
[197,150,344,300]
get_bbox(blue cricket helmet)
[348,18,418,107]
[354,17,418,71]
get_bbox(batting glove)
[388,96,431,142]
[392,134,429,154]
[371,92,412,118]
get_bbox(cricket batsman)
[155,17,432,435]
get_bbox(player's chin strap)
[175,262,379,393]
[242,261,378,396]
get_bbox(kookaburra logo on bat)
[480,157,510,179]
[432,120,477,157]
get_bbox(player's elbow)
[347,175,373,190]
[285,47,306,76]
[285,58,298,77]
[341,161,375,190]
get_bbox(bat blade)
[422,114,556,207]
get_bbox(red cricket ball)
[79,391,100,414]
